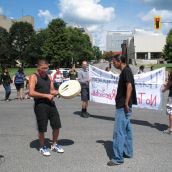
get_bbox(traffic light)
[154,16,161,30]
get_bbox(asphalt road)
[0,91,172,172]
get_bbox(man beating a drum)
[29,59,64,156]
[78,60,90,118]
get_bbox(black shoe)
[81,112,89,118]
[123,154,132,158]
[86,112,90,117]
[107,160,120,166]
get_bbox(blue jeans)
[112,108,133,164]
[3,84,11,100]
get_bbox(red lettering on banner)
[137,92,146,104]
[91,89,116,100]
[137,93,157,106]
[146,94,157,106]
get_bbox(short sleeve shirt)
[115,66,137,109]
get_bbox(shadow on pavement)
[0,155,5,165]
[30,138,51,150]
[58,139,74,146]
[73,111,168,131]
[0,98,20,101]
[30,138,74,150]
[73,111,82,116]
[73,111,114,121]
[96,140,113,160]
[131,120,168,131]
[90,114,114,121]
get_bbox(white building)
[0,15,34,31]
[106,31,133,52]
[127,29,166,64]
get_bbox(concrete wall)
[0,15,13,31]
[19,16,34,27]
[127,34,166,61]
[134,35,166,52]
[135,59,158,65]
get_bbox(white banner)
[90,77,117,105]
[89,65,165,110]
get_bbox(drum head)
[58,80,81,99]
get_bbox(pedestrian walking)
[13,67,26,100]
[0,67,12,101]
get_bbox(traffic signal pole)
[154,16,172,30]
[161,21,172,23]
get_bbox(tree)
[163,28,172,62]
[65,27,94,65]
[42,18,68,66]
[25,29,48,65]
[42,18,94,67]
[79,33,94,62]
[9,22,34,65]
[92,46,102,61]
[102,51,114,60]
[0,27,10,65]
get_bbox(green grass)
[146,63,172,71]
[8,68,37,77]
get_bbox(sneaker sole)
[40,151,51,156]
[51,150,64,153]
[43,154,51,156]
[41,153,51,156]
[163,131,172,135]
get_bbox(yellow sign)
[154,16,161,30]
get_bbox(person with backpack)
[14,67,26,100]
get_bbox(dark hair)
[18,67,24,73]
[139,65,144,70]
[2,67,8,73]
[37,59,48,66]
[168,69,172,79]
[55,65,60,70]
[105,67,110,71]
[113,55,126,64]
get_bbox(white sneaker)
[163,128,172,135]
[39,146,51,156]
[51,144,64,153]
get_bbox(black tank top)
[34,73,52,104]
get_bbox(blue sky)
[0,0,172,49]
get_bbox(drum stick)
[62,84,69,90]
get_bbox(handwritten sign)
[89,65,165,110]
